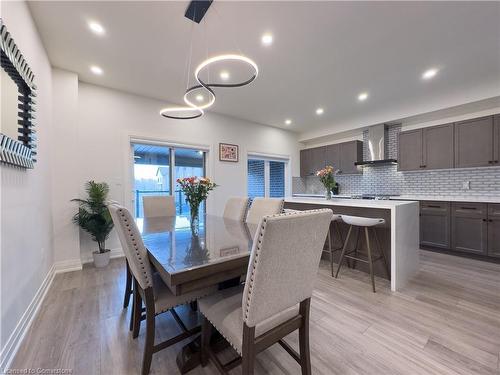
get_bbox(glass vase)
[326,189,332,200]
[190,203,200,235]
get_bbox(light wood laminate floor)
[10,250,500,375]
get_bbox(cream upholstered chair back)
[108,203,154,290]
[143,195,175,218]
[223,197,249,221]
[242,209,333,327]
[245,198,284,225]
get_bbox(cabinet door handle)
[460,207,477,210]
[489,219,494,222]
[488,160,494,164]
[426,205,442,209]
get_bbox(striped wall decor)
[0,18,37,169]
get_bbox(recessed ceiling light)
[90,65,103,75]
[88,21,105,35]
[195,94,204,102]
[315,108,324,115]
[422,68,438,80]
[220,71,230,80]
[261,33,273,46]
[358,92,368,101]
[285,119,292,125]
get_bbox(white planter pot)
[93,250,110,268]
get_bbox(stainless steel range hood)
[354,124,397,166]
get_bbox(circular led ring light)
[160,106,203,120]
[195,54,259,89]
[160,54,258,120]
[183,84,216,110]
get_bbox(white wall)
[0,0,54,357]
[50,69,80,268]
[72,82,300,260]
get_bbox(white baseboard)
[81,247,124,265]
[53,258,83,274]
[0,264,55,371]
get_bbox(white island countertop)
[285,196,418,210]
[284,196,420,292]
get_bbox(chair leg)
[335,225,353,278]
[129,287,136,332]
[242,324,256,375]
[299,299,312,375]
[123,261,132,308]
[327,227,334,277]
[132,281,142,338]
[364,227,376,293]
[373,228,390,279]
[142,288,155,375]
[200,316,212,367]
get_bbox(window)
[132,143,206,218]
[247,157,288,198]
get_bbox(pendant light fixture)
[160,0,258,120]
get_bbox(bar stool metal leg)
[364,227,376,293]
[335,225,353,279]
[373,228,390,279]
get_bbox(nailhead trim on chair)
[118,208,152,289]
[242,208,332,324]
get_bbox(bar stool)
[335,215,389,292]
[326,214,345,277]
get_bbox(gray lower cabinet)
[339,140,363,175]
[454,116,495,168]
[488,204,500,258]
[451,202,488,255]
[420,201,450,249]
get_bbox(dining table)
[138,214,257,373]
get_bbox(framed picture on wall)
[219,143,239,162]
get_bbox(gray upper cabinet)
[420,201,451,249]
[454,116,494,168]
[423,123,454,170]
[300,146,326,177]
[339,141,362,175]
[451,202,488,255]
[325,144,340,171]
[487,204,500,258]
[494,115,500,165]
[398,129,423,171]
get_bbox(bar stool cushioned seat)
[341,215,385,227]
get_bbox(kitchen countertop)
[394,195,500,204]
[285,196,418,210]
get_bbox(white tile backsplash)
[294,125,500,199]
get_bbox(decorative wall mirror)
[0,18,37,169]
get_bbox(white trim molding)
[0,265,55,371]
[53,258,83,274]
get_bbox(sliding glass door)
[132,143,206,218]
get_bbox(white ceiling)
[28,1,500,137]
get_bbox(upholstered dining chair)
[223,197,250,221]
[108,203,215,375]
[199,209,333,375]
[142,195,175,218]
[245,197,284,225]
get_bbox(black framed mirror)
[0,18,37,169]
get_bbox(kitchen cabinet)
[487,204,500,258]
[420,201,450,249]
[300,146,326,177]
[494,115,500,165]
[398,123,454,171]
[398,129,423,171]
[451,202,488,255]
[339,140,363,175]
[325,143,340,170]
[423,124,454,170]
[300,141,361,176]
[454,116,495,168]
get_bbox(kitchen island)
[284,197,420,291]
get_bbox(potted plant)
[177,177,217,234]
[316,166,337,200]
[72,181,114,267]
